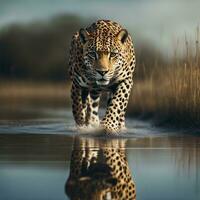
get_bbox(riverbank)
[0,74,199,131]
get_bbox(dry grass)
[128,32,200,128]
[0,81,71,106]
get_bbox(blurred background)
[1,0,200,81]
[0,0,200,127]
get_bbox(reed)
[128,30,200,128]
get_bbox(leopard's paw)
[100,121,119,135]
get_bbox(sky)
[0,0,200,56]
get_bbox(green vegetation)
[0,15,87,81]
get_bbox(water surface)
[0,106,199,200]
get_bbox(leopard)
[65,137,136,200]
[68,19,136,134]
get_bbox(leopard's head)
[79,21,129,86]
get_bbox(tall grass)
[128,30,200,128]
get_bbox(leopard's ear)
[117,29,128,44]
[79,28,90,44]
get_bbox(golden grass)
[128,33,200,128]
[0,81,71,106]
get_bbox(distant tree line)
[0,15,88,81]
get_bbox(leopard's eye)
[88,51,97,59]
[110,51,118,58]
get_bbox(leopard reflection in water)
[65,137,136,200]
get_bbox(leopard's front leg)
[86,90,101,128]
[71,82,88,128]
[101,78,133,134]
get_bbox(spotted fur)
[69,20,136,134]
[65,137,136,200]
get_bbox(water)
[0,106,199,200]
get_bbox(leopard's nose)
[96,70,109,76]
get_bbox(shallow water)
[0,106,199,200]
